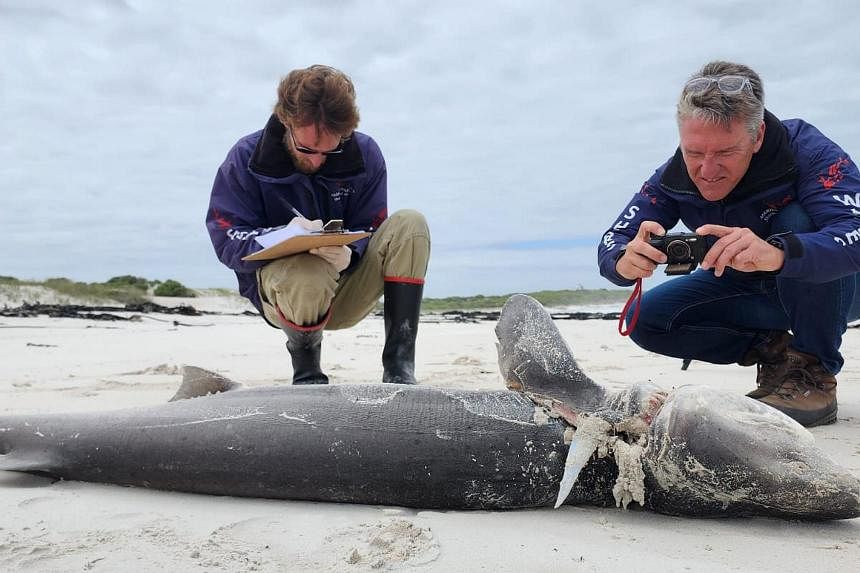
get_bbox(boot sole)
[775,403,838,428]
[803,409,838,428]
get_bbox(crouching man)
[206,65,430,384]
[598,60,860,427]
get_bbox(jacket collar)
[248,114,366,180]
[660,109,798,202]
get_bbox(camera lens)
[666,240,691,261]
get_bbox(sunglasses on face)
[684,75,753,96]
[288,128,351,156]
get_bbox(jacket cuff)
[781,232,804,259]
[602,248,638,287]
[769,232,806,277]
[766,231,802,257]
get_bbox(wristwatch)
[765,232,790,251]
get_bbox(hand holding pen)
[287,216,323,232]
[285,205,323,232]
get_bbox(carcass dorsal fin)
[495,294,607,411]
[169,366,243,401]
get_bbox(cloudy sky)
[2,0,859,297]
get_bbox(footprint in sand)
[325,518,440,570]
[119,364,181,376]
[16,496,55,508]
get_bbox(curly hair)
[274,64,360,136]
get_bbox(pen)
[279,198,307,221]
[262,204,307,234]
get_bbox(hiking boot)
[739,331,793,399]
[757,348,838,427]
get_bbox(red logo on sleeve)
[212,209,232,230]
[638,182,657,204]
[818,158,850,190]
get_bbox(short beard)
[283,134,323,175]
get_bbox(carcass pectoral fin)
[554,416,612,509]
[554,432,600,508]
[169,366,243,402]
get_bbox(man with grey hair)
[597,60,860,427]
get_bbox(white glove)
[310,245,352,272]
[287,217,324,232]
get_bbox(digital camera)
[647,232,709,275]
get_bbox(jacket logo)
[604,205,641,250]
[226,228,260,241]
[212,208,259,241]
[833,192,860,216]
[212,209,232,230]
[330,182,356,202]
[834,227,860,247]
[818,157,850,190]
[760,195,794,222]
[639,181,657,205]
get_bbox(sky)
[2,0,860,297]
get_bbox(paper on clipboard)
[242,226,371,261]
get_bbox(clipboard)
[242,222,371,261]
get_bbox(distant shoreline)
[0,276,631,313]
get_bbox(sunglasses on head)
[288,128,351,156]
[684,75,753,96]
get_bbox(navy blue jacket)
[206,115,388,311]
[599,111,860,286]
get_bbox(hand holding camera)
[616,221,711,280]
[617,221,785,281]
[695,224,785,276]
[615,221,668,281]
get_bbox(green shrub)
[41,277,149,304]
[154,279,196,297]
[106,275,151,290]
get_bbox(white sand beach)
[1,293,858,572]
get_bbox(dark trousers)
[628,203,859,374]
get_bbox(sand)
[0,294,858,572]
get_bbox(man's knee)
[378,210,431,278]
[626,293,666,350]
[772,202,816,234]
[627,313,650,349]
[259,254,339,325]
[262,253,336,288]
[385,209,430,237]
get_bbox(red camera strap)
[618,278,642,337]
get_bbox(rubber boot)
[285,326,329,385]
[382,281,423,384]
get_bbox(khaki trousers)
[257,209,430,330]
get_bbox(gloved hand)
[310,245,352,272]
[287,217,324,232]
